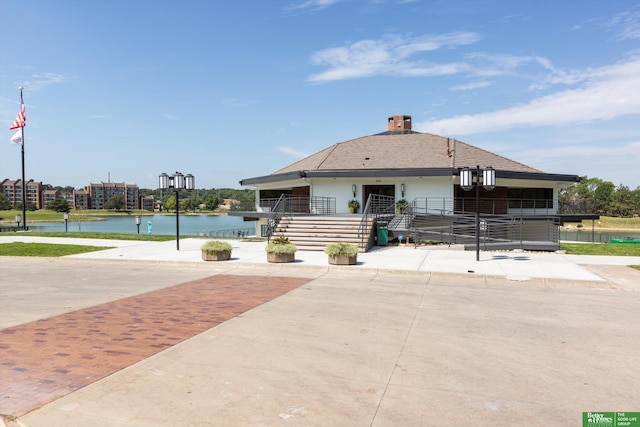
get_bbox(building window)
[508,188,553,209]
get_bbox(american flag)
[10,103,26,130]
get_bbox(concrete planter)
[201,251,231,261]
[328,254,357,265]
[267,252,295,263]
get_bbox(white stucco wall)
[310,176,456,214]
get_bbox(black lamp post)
[159,172,195,250]
[135,215,141,234]
[64,212,69,232]
[460,165,496,261]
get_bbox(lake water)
[25,214,256,237]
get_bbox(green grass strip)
[560,242,640,256]
[0,231,177,241]
[0,242,113,257]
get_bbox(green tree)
[575,177,600,200]
[105,194,125,210]
[14,201,37,211]
[632,187,640,215]
[204,194,219,211]
[183,196,201,213]
[163,195,176,212]
[46,198,70,213]
[0,194,11,210]
[594,181,615,214]
[609,185,640,217]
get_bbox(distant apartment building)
[1,179,46,209]
[140,195,155,211]
[73,189,89,210]
[61,193,75,207]
[2,178,143,210]
[88,182,139,210]
[42,188,60,208]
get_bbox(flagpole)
[19,87,26,230]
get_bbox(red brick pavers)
[0,274,309,417]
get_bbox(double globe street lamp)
[159,172,195,250]
[460,165,496,261]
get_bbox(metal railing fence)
[198,227,256,238]
[410,197,557,216]
[408,213,560,248]
[357,194,396,248]
[264,195,336,240]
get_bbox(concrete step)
[275,215,375,252]
[276,224,360,233]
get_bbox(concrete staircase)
[274,215,374,252]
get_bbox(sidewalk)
[2,235,640,285]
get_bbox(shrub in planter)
[201,240,233,261]
[348,199,360,214]
[265,235,297,263]
[396,199,409,214]
[324,242,358,265]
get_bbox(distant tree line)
[559,177,640,217]
[140,188,255,213]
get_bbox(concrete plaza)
[1,237,639,426]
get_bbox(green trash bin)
[377,221,388,246]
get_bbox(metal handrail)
[265,195,337,240]
[265,194,288,241]
[357,195,373,247]
[259,196,336,214]
[358,194,396,248]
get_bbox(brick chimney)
[387,115,412,133]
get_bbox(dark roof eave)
[497,171,580,182]
[240,171,305,186]
[240,169,581,185]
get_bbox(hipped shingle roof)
[272,132,541,175]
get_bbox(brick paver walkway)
[0,274,310,417]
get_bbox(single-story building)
[237,115,583,250]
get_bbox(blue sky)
[1,0,639,190]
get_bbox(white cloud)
[162,114,178,121]
[307,32,481,83]
[277,146,308,158]
[285,0,344,13]
[417,58,640,135]
[517,141,640,186]
[21,73,66,92]
[605,6,640,40]
[89,114,110,119]
[450,81,492,91]
[491,14,531,24]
